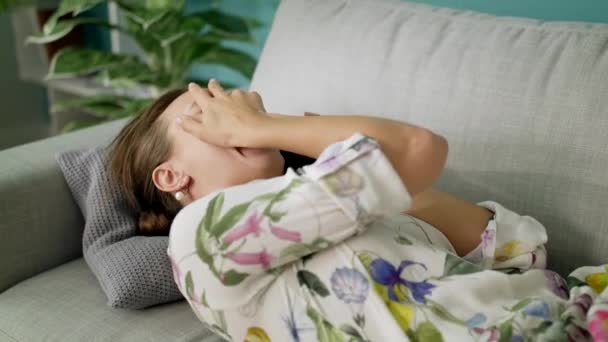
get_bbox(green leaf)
[52,95,151,119]
[357,252,374,270]
[185,271,195,301]
[442,253,482,277]
[47,48,139,79]
[116,0,184,12]
[200,291,209,308]
[339,324,364,341]
[395,235,413,245]
[297,270,330,297]
[566,276,587,290]
[211,201,252,239]
[411,321,443,342]
[195,216,214,265]
[121,7,169,31]
[267,210,287,222]
[497,319,513,342]
[203,192,225,233]
[200,29,255,43]
[97,61,158,88]
[306,305,346,342]
[280,243,315,260]
[193,9,250,34]
[222,269,248,286]
[197,46,257,79]
[311,237,331,249]
[244,17,265,30]
[60,118,105,133]
[261,178,303,219]
[425,298,465,326]
[509,297,534,312]
[28,18,106,45]
[43,0,106,33]
[125,98,153,115]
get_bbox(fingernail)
[209,78,216,84]
[188,82,198,90]
[176,115,182,125]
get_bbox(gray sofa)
[1,0,607,340]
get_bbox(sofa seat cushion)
[0,258,220,342]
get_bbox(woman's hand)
[177,80,269,147]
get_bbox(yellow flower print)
[245,326,271,342]
[388,301,416,333]
[495,240,529,261]
[373,282,415,333]
[585,266,608,294]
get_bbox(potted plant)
[7,0,260,132]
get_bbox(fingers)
[184,101,202,118]
[188,83,213,113]
[206,78,228,99]
[176,113,204,137]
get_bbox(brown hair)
[106,88,186,236]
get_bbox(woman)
[108,80,581,341]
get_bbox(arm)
[181,81,448,196]
[406,189,494,256]
[256,113,448,196]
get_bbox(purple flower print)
[480,226,495,255]
[523,301,551,321]
[465,313,487,328]
[313,141,344,173]
[223,211,263,243]
[270,224,302,242]
[227,249,273,269]
[331,267,370,327]
[543,270,569,299]
[368,258,436,304]
[331,267,370,304]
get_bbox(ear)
[152,161,190,193]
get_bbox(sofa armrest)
[0,118,128,292]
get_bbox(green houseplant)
[8,0,260,132]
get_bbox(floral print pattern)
[167,133,606,341]
[367,258,435,304]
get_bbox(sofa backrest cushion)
[249,0,608,275]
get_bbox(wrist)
[246,113,285,148]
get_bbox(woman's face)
[152,91,285,204]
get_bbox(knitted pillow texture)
[55,147,183,309]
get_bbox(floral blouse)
[167,133,607,342]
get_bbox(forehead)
[160,91,195,139]
[163,91,194,120]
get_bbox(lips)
[235,147,244,157]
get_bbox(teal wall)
[186,0,280,89]
[405,0,608,23]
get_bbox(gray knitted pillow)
[55,147,183,309]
